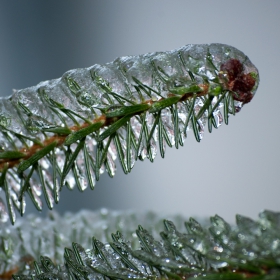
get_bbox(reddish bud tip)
[220,59,243,81]
[220,59,256,104]
[232,73,256,93]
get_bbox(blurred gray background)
[0,1,279,224]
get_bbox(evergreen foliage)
[0,44,264,279]
[0,44,259,224]
[1,209,280,279]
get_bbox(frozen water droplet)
[129,147,136,169]
[74,163,88,192]
[6,171,21,193]
[42,170,54,191]
[214,110,223,127]
[83,145,96,189]
[55,149,66,171]
[177,103,188,123]
[6,188,16,224]
[105,152,116,177]
[106,139,116,162]
[148,140,157,160]
[0,198,9,223]
[20,195,26,214]
[65,170,76,189]
[210,96,224,127]
[161,108,175,146]
[10,189,21,211]
[116,127,130,170]
[145,114,157,160]
[0,113,11,128]
[30,179,43,211]
[98,162,105,175]
[234,100,243,113]
[74,150,88,191]
[27,115,53,132]
[177,103,188,143]
[130,116,145,159]
[140,146,147,160]
[78,90,101,107]
[30,179,42,196]
[44,183,55,209]
[197,119,205,140]
[39,158,50,170]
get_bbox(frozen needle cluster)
[0,44,259,224]
[1,209,280,279]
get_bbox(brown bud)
[232,73,255,93]
[220,59,256,105]
[220,59,243,81]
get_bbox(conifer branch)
[1,209,280,280]
[0,44,259,224]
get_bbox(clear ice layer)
[0,44,259,223]
[0,43,259,142]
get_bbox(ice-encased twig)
[0,44,259,224]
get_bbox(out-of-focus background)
[0,1,279,224]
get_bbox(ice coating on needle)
[0,44,259,224]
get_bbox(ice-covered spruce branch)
[1,209,280,279]
[0,44,259,224]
